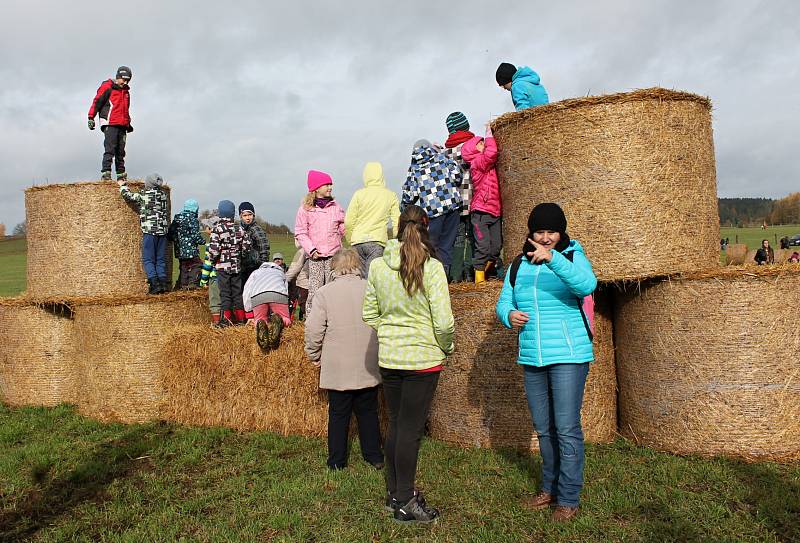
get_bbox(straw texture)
[0,300,76,407]
[428,283,617,450]
[491,88,720,281]
[25,180,171,298]
[615,266,800,462]
[724,244,747,265]
[72,291,209,423]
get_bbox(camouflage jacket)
[120,185,169,235]
[241,222,270,271]
[168,211,206,259]
[206,218,251,274]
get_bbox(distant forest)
[718,198,774,226]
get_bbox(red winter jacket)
[88,79,131,128]
[461,136,502,217]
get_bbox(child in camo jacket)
[206,200,252,326]
[168,198,206,290]
[119,173,170,294]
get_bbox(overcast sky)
[1,0,797,230]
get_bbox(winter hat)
[495,62,517,86]
[218,200,235,219]
[144,173,163,189]
[307,170,333,193]
[238,201,255,215]
[116,66,132,81]
[528,203,567,234]
[413,139,432,152]
[445,112,470,134]
[183,199,199,213]
[272,252,285,261]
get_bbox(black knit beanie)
[522,203,570,257]
[496,62,516,86]
[238,201,255,215]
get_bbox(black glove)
[88,118,95,130]
[126,125,134,133]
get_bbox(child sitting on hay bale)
[119,173,170,295]
[200,251,221,327]
[207,200,252,327]
[495,62,549,111]
[168,198,206,290]
[242,261,290,351]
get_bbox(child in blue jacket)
[495,62,549,111]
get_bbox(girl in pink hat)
[295,170,345,313]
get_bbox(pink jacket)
[294,200,345,257]
[461,136,502,217]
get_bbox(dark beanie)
[116,66,132,81]
[496,62,516,86]
[238,201,255,215]
[445,112,470,134]
[218,200,235,219]
[528,203,567,234]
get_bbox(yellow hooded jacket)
[345,162,401,246]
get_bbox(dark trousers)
[217,270,243,313]
[428,209,460,272]
[175,257,203,289]
[327,386,383,469]
[381,368,440,503]
[471,212,503,270]
[101,125,127,173]
[142,234,167,280]
[450,214,474,282]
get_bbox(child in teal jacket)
[495,63,549,111]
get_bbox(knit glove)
[126,125,134,133]
[88,118,95,130]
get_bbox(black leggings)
[380,368,440,503]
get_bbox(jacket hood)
[513,66,541,85]
[562,239,584,255]
[183,199,199,214]
[411,145,439,167]
[382,239,402,271]
[459,136,484,163]
[363,162,385,188]
[259,261,283,272]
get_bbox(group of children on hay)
[91,63,600,526]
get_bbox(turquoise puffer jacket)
[496,240,596,366]
[511,66,549,111]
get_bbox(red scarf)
[445,130,475,148]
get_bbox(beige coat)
[304,274,380,391]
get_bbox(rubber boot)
[218,310,233,328]
[474,270,485,284]
[234,309,247,325]
[485,260,496,279]
[147,277,159,295]
[211,313,220,327]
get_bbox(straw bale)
[0,300,76,407]
[72,291,209,423]
[428,283,617,451]
[615,266,800,462]
[724,244,747,265]
[490,88,719,281]
[25,180,172,298]
[0,223,5,237]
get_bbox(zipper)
[562,320,574,357]
[533,264,542,366]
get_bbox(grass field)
[0,404,798,542]
[721,225,800,249]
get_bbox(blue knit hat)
[183,199,199,213]
[218,200,235,219]
[446,112,470,134]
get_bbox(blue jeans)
[427,209,460,271]
[523,362,589,507]
[142,234,168,280]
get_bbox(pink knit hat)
[307,170,333,192]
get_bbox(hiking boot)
[158,278,170,294]
[256,320,270,351]
[385,489,423,513]
[217,311,233,328]
[147,277,159,295]
[101,171,112,181]
[267,313,283,349]
[552,505,579,522]
[522,491,553,510]
[393,494,439,525]
[116,172,128,181]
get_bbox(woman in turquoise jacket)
[495,203,597,522]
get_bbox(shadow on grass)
[0,422,172,542]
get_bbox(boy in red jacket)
[88,66,133,181]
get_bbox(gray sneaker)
[393,494,439,525]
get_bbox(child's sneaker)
[147,278,159,295]
[393,494,439,525]
[101,171,112,181]
[116,172,128,181]
[256,320,270,351]
[267,313,283,350]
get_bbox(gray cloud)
[1,0,798,231]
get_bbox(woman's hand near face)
[509,310,529,327]
[526,238,553,263]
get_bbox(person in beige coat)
[304,248,383,470]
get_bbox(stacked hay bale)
[615,266,800,461]
[429,284,617,450]
[725,244,747,265]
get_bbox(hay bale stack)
[162,325,330,435]
[428,284,617,451]
[25,181,171,298]
[491,88,719,281]
[72,291,208,423]
[725,244,747,265]
[0,298,76,407]
[615,266,800,462]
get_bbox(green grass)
[721,225,800,250]
[0,404,797,542]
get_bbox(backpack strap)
[509,253,524,288]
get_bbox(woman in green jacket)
[362,204,454,525]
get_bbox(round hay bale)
[428,284,617,451]
[724,243,747,265]
[491,88,719,281]
[25,181,172,298]
[0,298,76,407]
[615,266,800,462]
[72,291,209,423]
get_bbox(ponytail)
[398,205,437,296]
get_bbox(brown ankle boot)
[552,505,579,522]
[522,491,552,510]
